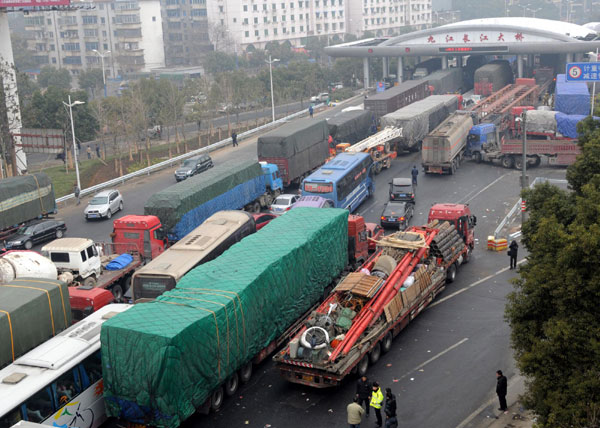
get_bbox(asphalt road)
[49,103,568,428]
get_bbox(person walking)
[411,165,419,187]
[508,240,518,269]
[384,388,397,428]
[356,376,372,417]
[73,184,81,206]
[309,104,314,118]
[496,370,508,412]
[95,144,101,158]
[370,382,384,428]
[86,146,92,159]
[231,131,238,147]
[347,396,365,428]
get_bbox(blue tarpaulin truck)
[145,159,283,241]
[555,74,590,116]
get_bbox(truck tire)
[252,202,261,213]
[450,160,457,175]
[446,264,457,283]
[210,386,224,411]
[369,342,382,364]
[374,161,382,174]
[514,157,523,170]
[357,354,369,377]
[530,155,541,167]
[111,284,123,302]
[463,247,472,264]
[240,361,253,383]
[382,332,393,353]
[473,152,482,164]
[501,156,514,169]
[224,372,239,396]
[83,276,96,288]
[56,229,64,238]
[24,240,33,250]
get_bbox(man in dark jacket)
[508,240,518,269]
[496,370,508,411]
[356,376,372,416]
[384,388,397,428]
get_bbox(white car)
[310,92,329,103]
[84,189,124,220]
[270,194,300,214]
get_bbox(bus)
[0,304,132,428]
[301,152,374,212]
[131,210,256,302]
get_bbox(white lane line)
[430,259,525,309]
[396,338,469,382]
[459,173,511,204]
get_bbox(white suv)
[84,189,124,220]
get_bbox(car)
[3,219,67,250]
[380,201,414,230]
[389,178,415,203]
[366,223,384,253]
[290,195,334,209]
[252,213,278,231]
[174,154,213,181]
[310,92,330,103]
[84,189,123,221]
[270,194,300,214]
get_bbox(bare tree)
[0,59,24,177]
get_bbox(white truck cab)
[41,238,102,286]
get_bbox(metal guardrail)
[494,177,568,239]
[55,105,322,204]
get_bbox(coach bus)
[0,304,132,428]
[301,152,374,212]
[131,210,256,302]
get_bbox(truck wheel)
[501,156,514,169]
[463,247,472,264]
[252,202,261,213]
[473,152,482,164]
[369,342,381,364]
[210,386,224,412]
[240,361,253,383]
[357,354,369,377]
[111,284,123,302]
[83,276,96,288]
[224,372,239,396]
[446,264,457,283]
[24,240,33,250]
[382,332,393,353]
[530,155,541,167]
[374,161,382,174]
[514,157,523,170]
[450,160,457,175]
[55,229,64,238]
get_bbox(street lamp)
[265,55,280,123]
[92,49,111,97]
[63,95,85,192]
[526,7,542,17]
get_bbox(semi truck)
[421,68,464,95]
[273,203,476,387]
[422,112,474,174]
[474,60,514,96]
[0,173,56,241]
[100,208,374,427]
[327,110,374,149]
[554,73,590,116]
[364,80,429,118]
[145,159,283,241]
[257,117,330,186]
[380,94,461,151]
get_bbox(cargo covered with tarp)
[0,173,56,231]
[364,80,428,117]
[424,68,464,95]
[474,61,513,96]
[555,74,590,116]
[525,110,557,134]
[257,117,329,185]
[145,160,264,241]
[101,208,349,428]
[381,95,459,150]
[0,278,71,369]
[555,112,600,139]
[327,110,374,144]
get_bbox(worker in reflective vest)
[370,381,384,427]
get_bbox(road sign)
[566,62,600,82]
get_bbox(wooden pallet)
[334,273,384,298]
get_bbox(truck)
[111,214,167,261]
[327,110,374,148]
[0,173,56,241]
[421,68,464,95]
[273,203,476,387]
[0,250,57,283]
[380,94,461,151]
[338,127,401,174]
[412,58,442,79]
[474,60,514,96]
[145,159,283,241]
[100,208,375,427]
[422,112,474,174]
[257,117,330,186]
[364,80,429,118]
[554,73,590,116]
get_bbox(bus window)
[23,387,53,423]
[54,369,81,407]
[0,408,21,428]
[80,350,102,388]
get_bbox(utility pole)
[265,55,279,123]
[64,95,85,191]
[521,111,527,225]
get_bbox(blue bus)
[301,152,374,212]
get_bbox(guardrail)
[494,177,568,239]
[55,104,323,204]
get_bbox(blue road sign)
[566,62,600,82]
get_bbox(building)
[347,0,432,36]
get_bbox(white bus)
[0,304,132,428]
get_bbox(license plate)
[302,375,314,382]
[430,167,443,173]
[389,217,396,221]
[88,214,99,218]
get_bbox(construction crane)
[337,127,401,173]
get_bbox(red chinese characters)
[445,35,454,42]
[427,35,436,43]
[463,34,471,43]
[515,32,524,41]
[479,34,488,42]
[498,33,505,41]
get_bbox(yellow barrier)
[487,236,508,252]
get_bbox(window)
[218,5,223,12]
[315,0,319,6]
[23,387,54,423]
[80,250,87,262]
[254,17,258,23]
[282,15,286,20]
[167,9,180,16]
[54,368,82,405]
[84,28,98,37]
[291,14,294,20]
[264,16,267,22]
[316,23,321,31]
[264,29,268,35]
[63,43,80,51]
[243,18,248,24]
[245,30,249,37]
[80,351,103,387]
[332,22,336,30]
[47,18,51,25]
[339,10,343,17]
[82,15,97,24]
[50,44,55,51]
[281,2,285,7]
[300,25,304,31]
[103,43,108,50]
[254,29,259,36]
[85,42,99,51]
[152,16,156,21]
[273,16,277,22]
[272,3,276,9]
[233,17,237,22]
[253,4,257,10]
[291,26,295,32]
[290,1,294,7]
[52,57,57,64]
[323,0,327,5]
[282,27,286,33]
[263,3,267,10]
[102,30,107,36]
[273,28,277,34]
[324,22,329,30]
[50,252,69,263]
[101,17,105,24]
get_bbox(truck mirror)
[471,215,477,226]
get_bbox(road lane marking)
[396,338,469,382]
[458,172,511,204]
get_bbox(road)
[50,103,568,428]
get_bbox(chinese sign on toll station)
[566,63,600,82]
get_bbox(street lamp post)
[521,112,528,225]
[265,55,279,123]
[92,49,111,97]
[63,95,85,192]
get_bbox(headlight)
[187,170,193,175]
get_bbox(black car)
[380,201,414,230]
[4,219,67,250]
[174,154,213,181]
[389,178,415,203]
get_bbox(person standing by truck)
[370,382,384,427]
[508,240,518,269]
[356,376,372,416]
[384,388,398,428]
[347,396,365,428]
[411,165,419,188]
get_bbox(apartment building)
[348,0,432,36]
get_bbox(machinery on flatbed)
[336,127,401,174]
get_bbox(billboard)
[0,0,70,7]
[12,128,65,154]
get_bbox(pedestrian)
[508,240,518,269]
[95,144,101,158]
[356,375,372,417]
[370,382,384,428]
[73,184,81,206]
[76,140,81,152]
[384,388,398,428]
[86,146,91,159]
[309,104,314,118]
[231,130,238,147]
[347,395,365,428]
[496,370,508,412]
[411,165,419,187]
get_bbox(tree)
[203,52,237,74]
[566,117,600,195]
[78,69,104,98]
[10,33,39,71]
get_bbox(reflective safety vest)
[370,388,384,409]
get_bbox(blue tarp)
[106,254,134,271]
[555,74,590,116]
[555,112,600,138]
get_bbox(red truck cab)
[68,287,115,323]
[428,203,476,252]
[348,215,370,269]
[112,215,167,260]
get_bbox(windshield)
[182,159,195,167]
[16,226,33,235]
[384,203,406,215]
[90,196,108,205]
[392,185,411,193]
[274,197,292,206]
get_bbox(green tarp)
[101,208,349,428]
[327,110,374,144]
[0,278,71,369]
[0,173,56,231]
[144,159,262,234]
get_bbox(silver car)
[84,189,123,220]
